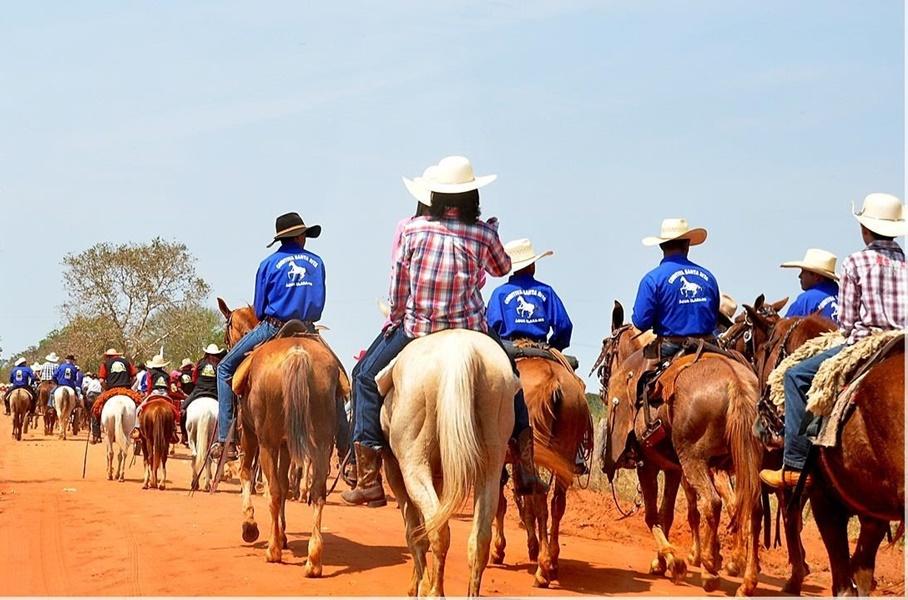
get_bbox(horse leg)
[681,477,701,567]
[659,468,685,583]
[403,464,448,597]
[809,486,856,595]
[639,463,685,582]
[490,482,507,565]
[467,466,502,597]
[780,489,809,594]
[548,481,567,581]
[240,431,260,544]
[715,470,744,577]
[159,445,168,490]
[106,437,114,480]
[532,488,554,588]
[678,457,722,592]
[278,445,290,550]
[258,444,283,563]
[384,452,427,596]
[517,482,540,563]
[851,516,888,596]
[304,443,330,578]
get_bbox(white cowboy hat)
[402,165,439,206]
[852,193,907,237]
[203,344,224,355]
[30,362,41,370]
[180,358,193,368]
[14,357,26,367]
[780,248,839,281]
[505,238,553,273]
[146,354,170,369]
[45,352,59,363]
[719,293,737,326]
[642,218,708,247]
[103,348,121,356]
[423,155,497,195]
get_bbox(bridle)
[590,324,633,398]
[719,305,781,365]
[223,312,237,350]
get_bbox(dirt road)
[0,415,902,596]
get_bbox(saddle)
[503,339,580,372]
[92,387,143,419]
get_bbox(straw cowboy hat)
[14,357,26,367]
[104,348,121,357]
[267,212,322,248]
[505,239,553,273]
[45,352,59,362]
[853,193,907,237]
[642,218,708,247]
[180,358,193,368]
[402,165,439,206]
[718,293,738,328]
[423,155,497,195]
[780,248,838,281]
[146,354,170,369]
[203,344,224,355]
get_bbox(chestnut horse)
[720,294,788,365]
[219,298,342,578]
[10,388,32,440]
[492,355,590,588]
[139,398,175,490]
[598,302,763,596]
[34,380,54,430]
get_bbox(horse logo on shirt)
[515,295,536,319]
[287,260,308,282]
[679,276,702,299]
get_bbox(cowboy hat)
[642,218,708,247]
[104,348,121,356]
[852,193,907,237]
[718,293,738,328]
[31,362,41,370]
[65,354,75,361]
[402,165,439,206]
[146,354,170,369]
[267,212,322,248]
[780,248,838,281]
[423,155,497,195]
[180,358,193,368]
[45,352,59,362]
[14,357,26,367]
[203,344,225,355]
[505,238,553,273]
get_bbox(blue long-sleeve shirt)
[52,362,80,389]
[10,366,35,389]
[632,255,720,337]
[253,241,326,323]
[487,274,573,350]
[785,280,839,322]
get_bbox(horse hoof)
[242,521,260,543]
[304,562,322,578]
[158,483,166,490]
[725,560,742,577]
[667,557,687,584]
[736,581,757,597]
[533,569,550,588]
[702,573,721,592]
[649,558,667,576]
[142,483,150,490]
[265,547,282,563]
[491,552,504,565]
[687,551,701,568]
[107,473,113,481]
[281,535,289,550]
[550,566,559,580]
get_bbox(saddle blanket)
[767,331,845,408]
[92,387,144,419]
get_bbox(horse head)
[218,297,259,349]
[599,353,642,482]
[722,293,788,363]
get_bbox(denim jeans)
[783,344,845,470]
[216,320,279,442]
[348,331,386,461]
[352,327,414,449]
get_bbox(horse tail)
[424,346,482,536]
[114,401,128,453]
[195,403,213,476]
[888,521,905,549]
[530,374,577,485]
[725,369,763,537]
[152,407,166,473]
[282,346,312,466]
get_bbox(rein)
[590,325,633,397]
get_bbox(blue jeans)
[352,327,414,449]
[783,344,845,470]
[348,331,387,462]
[217,320,279,442]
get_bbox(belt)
[263,316,286,328]
[662,335,716,345]
[262,316,316,333]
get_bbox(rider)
[131,354,180,443]
[5,357,36,415]
[760,193,906,488]
[342,155,541,507]
[179,344,225,446]
[98,348,137,392]
[178,359,195,395]
[50,355,81,410]
[40,352,59,385]
[210,212,325,461]
[780,248,839,322]
[82,372,103,443]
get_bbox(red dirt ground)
[0,415,902,596]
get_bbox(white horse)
[101,395,136,482]
[515,295,536,318]
[52,387,78,440]
[186,396,218,491]
[377,329,519,597]
[287,260,307,281]
[679,275,702,298]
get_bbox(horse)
[598,302,763,596]
[720,294,788,364]
[51,387,79,440]
[376,329,519,597]
[186,396,218,491]
[10,388,32,441]
[139,398,175,490]
[491,354,590,588]
[34,380,54,429]
[101,394,136,482]
[219,298,343,577]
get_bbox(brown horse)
[219,298,342,578]
[720,294,788,364]
[139,398,175,490]
[598,302,763,596]
[35,380,54,430]
[491,354,591,588]
[10,388,32,440]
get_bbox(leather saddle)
[502,339,580,371]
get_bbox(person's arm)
[837,258,859,338]
[484,226,512,277]
[253,260,269,321]
[631,276,657,331]
[388,233,411,328]
[486,289,505,337]
[548,291,574,351]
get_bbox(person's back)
[633,254,720,338]
[53,361,79,389]
[100,351,136,390]
[839,236,906,343]
[10,365,35,389]
[781,249,840,322]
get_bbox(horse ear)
[217,297,231,319]
[611,301,625,331]
[744,304,772,332]
[753,293,766,310]
[770,296,789,313]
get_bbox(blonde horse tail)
[282,346,311,466]
[725,371,762,535]
[424,347,482,536]
[114,402,127,455]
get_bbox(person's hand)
[382,322,399,338]
[486,216,499,230]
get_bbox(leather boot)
[341,443,387,507]
[512,428,546,496]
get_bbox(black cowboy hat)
[65,354,76,361]
[267,212,322,247]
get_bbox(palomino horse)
[598,302,763,596]
[10,388,32,440]
[139,398,175,490]
[492,354,590,588]
[808,336,904,596]
[52,387,79,440]
[186,396,218,491]
[220,298,342,577]
[376,329,519,597]
[101,394,137,482]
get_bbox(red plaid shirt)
[389,215,511,338]
[838,240,907,344]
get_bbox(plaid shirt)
[39,361,57,381]
[390,215,511,338]
[838,240,907,344]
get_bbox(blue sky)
[0,1,903,387]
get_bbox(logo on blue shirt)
[505,289,546,325]
[277,255,319,289]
